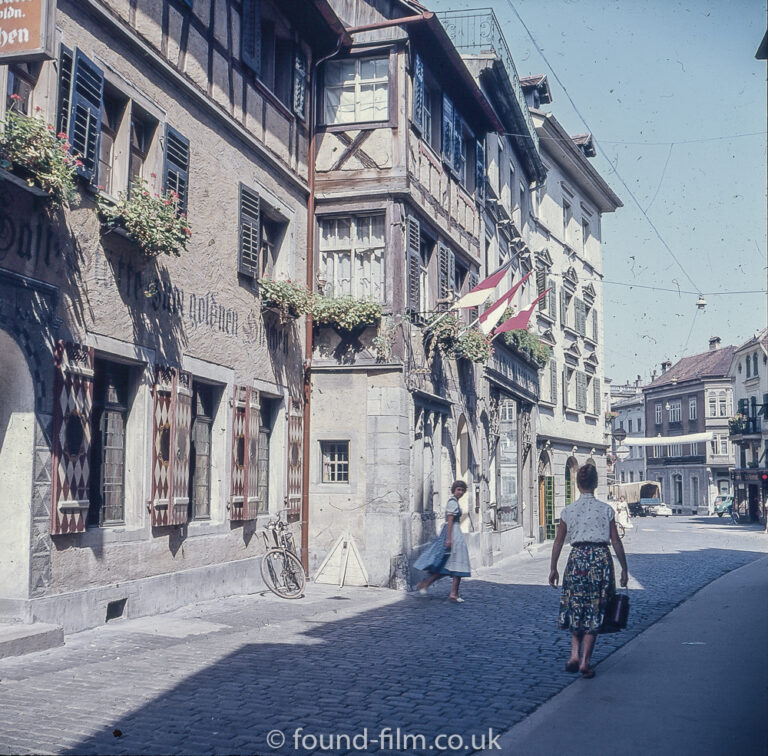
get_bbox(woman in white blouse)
[549,463,628,678]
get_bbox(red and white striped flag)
[477,271,532,335]
[493,289,550,336]
[453,261,512,310]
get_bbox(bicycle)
[260,510,306,599]
[616,521,626,539]
[730,507,741,525]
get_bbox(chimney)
[709,336,721,351]
[661,360,672,374]
[635,375,642,388]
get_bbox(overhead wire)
[504,0,703,295]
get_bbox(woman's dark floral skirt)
[558,543,616,635]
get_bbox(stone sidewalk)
[0,516,765,755]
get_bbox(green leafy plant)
[96,177,191,258]
[495,309,551,367]
[259,278,311,321]
[0,100,79,207]
[604,410,619,422]
[311,296,382,331]
[452,327,493,363]
[424,314,491,364]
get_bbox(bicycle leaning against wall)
[260,510,306,599]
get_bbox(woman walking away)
[414,481,471,603]
[549,463,628,678]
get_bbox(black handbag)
[602,589,630,633]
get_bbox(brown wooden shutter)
[51,341,95,535]
[230,385,248,521]
[151,366,190,527]
[406,216,421,316]
[286,399,303,519]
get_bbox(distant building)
[643,338,736,514]
[611,378,646,485]
[726,329,768,524]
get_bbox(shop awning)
[623,432,714,446]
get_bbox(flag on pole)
[493,289,550,336]
[477,271,532,335]
[453,261,512,310]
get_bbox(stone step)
[0,622,64,659]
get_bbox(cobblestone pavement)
[0,516,765,756]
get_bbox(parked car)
[713,495,734,517]
[648,502,672,517]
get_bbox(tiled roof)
[734,327,768,354]
[520,74,547,88]
[645,346,737,389]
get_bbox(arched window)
[747,358,752,378]
[753,353,759,377]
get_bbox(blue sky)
[430,0,767,385]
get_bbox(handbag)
[602,589,630,633]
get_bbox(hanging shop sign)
[0,0,56,63]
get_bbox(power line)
[603,281,765,296]
[501,130,765,146]
[505,0,702,294]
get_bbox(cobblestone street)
[0,517,765,756]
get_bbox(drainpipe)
[300,8,434,572]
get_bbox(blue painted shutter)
[453,114,464,176]
[241,0,262,74]
[442,94,454,165]
[475,139,485,201]
[56,46,74,139]
[293,47,307,118]
[238,183,261,278]
[69,50,104,183]
[412,54,424,130]
[164,125,190,214]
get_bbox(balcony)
[728,416,763,438]
[437,8,538,150]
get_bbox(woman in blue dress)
[414,480,471,603]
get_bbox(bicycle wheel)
[730,510,740,525]
[617,522,626,539]
[260,549,306,599]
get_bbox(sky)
[430,0,767,386]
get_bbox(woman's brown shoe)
[581,668,595,679]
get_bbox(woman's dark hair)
[577,463,598,491]
[451,480,468,494]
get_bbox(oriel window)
[89,360,131,526]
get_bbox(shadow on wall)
[63,546,766,756]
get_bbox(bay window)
[319,214,385,300]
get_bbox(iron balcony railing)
[728,416,763,436]
[437,8,539,151]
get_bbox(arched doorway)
[538,451,554,540]
[565,456,579,506]
[0,329,36,600]
[455,414,473,532]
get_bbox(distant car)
[713,495,734,517]
[648,503,672,517]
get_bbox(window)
[98,87,126,195]
[129,108,156,189]
[238,184,285,280]
[753,353,759,377]
[506,162,515,214]
[655,402,662,425]
[324,57,389,125]
[689,396,697,420]
[708,392,716,417]
[163,125,190,214]
[6,62,39,114]
[412,53,439,147]
[419,232,433,315]
[582,219,590,249]
[563,199,572,240]
[518,180,526,225]
[629,471,634,482]
[319,214,385,300]
[688,443,698,456]
[669,443,682,457]
[189,383,215,520]
[718,391,727,416]
[653,444,665,458]
[636,417,642,432]
[747,357,751,378]
[668,399,681,423]
[89,359,132,526]
[720,436,728,455]
[321,441,349,483]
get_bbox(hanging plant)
[96,177,191,258]
[259,278,311,321]
[424,313,462,359]
[451,327,493,363]
[0,100,79,207]
[311,296,382,331]
[497,311,551,368]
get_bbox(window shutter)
[150,367,190,527]
[562,367,569,408]
[287,399,303,519]
[230,385,248,521]
[575,298,586,336]
[238,183,261,278]
[536,268,546,311]
[241,0,262,74]
[475,139,486,202]
[412,54,424,130]
[593,377,601,414]
[51,341,94,535]
[592,307,599,341]
[245,389,261,520]
[292,47,308,118]
[762,393,768,417]
[164,125,190,214]
[171,371,192,525]
[576,371,587,412]
[548,281,557,322]
[452,114,464,175]
[406,216,421,315]
[68,50,103,182]
[560,288,567,325]
[468,271,479,319]
[438,244,452,309]
[56,45,74,139]
[550,359,557,404]
[442,94,454,165]
[737,398,748,415]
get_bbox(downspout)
[300,9,434,572]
